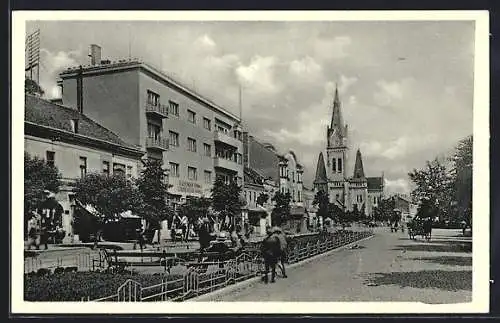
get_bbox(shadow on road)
[410,256,472,267]
[364,270,472,291]
[392,243,472,253]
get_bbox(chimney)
[88,44,102,66]
[76,65,83,113]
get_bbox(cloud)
[373,78,414,107]
[384,178,411,194]
[360,134,440,161]
[194,34,217,52]
[314,36,352,60]
[338,74,358,94]
[289,56,323,81]
[39,48,81,98]
[236,55,281,94]
[348,96,357,105]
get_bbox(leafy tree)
[256,192,269,207]
[25,78,44,96]
[408,158,454,222]
[372,197,395,223]
[328,202,346,229]
[135,159,173,231]
[24,153,62,235]
[73,172,143,244]
[271,191,291,226]
[24,153,62,213]
[211,176,245,230]
[313,190,329,220]
[451,135,473,226]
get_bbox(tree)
[256,192,269,207]
[271,191,291,226]
[328,202,346,229]
[24,153,62,215]
[313,190,329,220]
[73,172,143,244]
[408,158,454,222]
[373,197,395,223]
[210,176,245,231]
[25,78,44,96]
[451,135,473,226]
[24,153,62,238]
[135,159,173,231]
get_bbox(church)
[313,86,384,218]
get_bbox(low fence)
[86,229,373,302]
[24,251,103,273]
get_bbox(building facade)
[24,94,144,242]
[242,133,304,204]
[313,86,384,217]
[58,56,243,206]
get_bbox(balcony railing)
[146,136,169,151]
[214,130,241,148]
[145,102,168,118]
[213,156,241,173]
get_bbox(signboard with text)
[177,180,203,194]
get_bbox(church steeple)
[313,152,328,192]
[353,149,366,179]
[330,84,344,131]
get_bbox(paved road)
[207,228,472,304]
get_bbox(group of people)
[26,210,65,250]
[260,226,288,284]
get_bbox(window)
[188,167,197,180]
[292,171,295,183]
[126,166,133,179]
[147,123,161,139]
[203,117,211,130]
[298,191,301,202]
[216,125,228,134]
[79,157,87,178]
[113,163,126,177]
[102,161,110,176]
[170,162,179,177]
[203,143,211,157]
[332,158,336,172]
[46,151,55,167]
[70,119,79,133]
[204,170,212,184]
[147,90,160,106]
[336,194,340,201]
[188,110,196,124]
[338,158,343,173]
[168,101,179,116]
[169,131,179,147]
[187,137,197,152]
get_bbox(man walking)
[272,226,288,278]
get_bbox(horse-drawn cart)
[407,218,432,241]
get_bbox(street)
[204,228,472,304]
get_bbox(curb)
[189,233,375,302]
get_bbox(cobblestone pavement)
[207,228,472,303]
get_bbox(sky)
[25,20,475,194]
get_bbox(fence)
[24,251,104,273]
[88,230,373,302]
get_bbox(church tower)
[326,85,349,205]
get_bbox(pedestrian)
[260,226,280,283]
[180,214,189,242]
[272,226,288,278]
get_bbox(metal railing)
[146,136,169,151]
[145,102,168,118]
[87,230,372,302]
[24,251,103,273]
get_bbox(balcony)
[214,130,241,149]
[145,102,168,118]
[146,136,169,151]
[214,157,241,173]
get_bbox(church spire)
[330,83,344,131]
[353,149,366,179]
[313,152,328,191]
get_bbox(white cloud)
[373,78,414,107]
[384,178,410,195]
[236,55,281,94]
[202,54,240,70]
[360,134,439,160]
[314,36,352,60]
[348,95,357,105]
[39,48,81,99]
[194,34,217,52]
[289,56,322,81]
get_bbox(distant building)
[24,94,144,242]
[57,54,243,207]
[392,194,411,223]
[313,85,384,218]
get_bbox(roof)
[25,94,141,152]
[353,149,366,179]
[313,152,328,184]
[367,177,384,190]
[59,59,241,123]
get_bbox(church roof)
[329,84,347,137]
[367,177,383,190]
[353,149,366,179]
[313,152,328,184]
